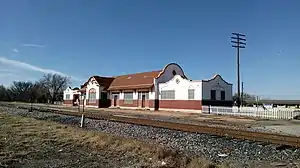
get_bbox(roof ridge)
[113,70,162,77]
[93,75,115,79]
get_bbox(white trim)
[89,77,100,85]
[63,103,73,106]
[117,106,140,110]
[109,106,120,108]
[114,106,201,113]
[85,105,98,108]
[116,106,151,110]
[157,108,202,113]
[137,88,150,92]
[111,83,153,87]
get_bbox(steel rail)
[51,109,300,148]
[1,102,300,148]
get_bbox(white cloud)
[12,48,19,53]
[0,69,19,75]
[20,43,45,48]
[0,56,81,81]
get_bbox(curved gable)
[203,74,232,85]
[163,74,189,85]
[155,63,187,84]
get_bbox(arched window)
[88,88,96,103]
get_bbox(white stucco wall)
[158,75,202,100]
[63,87,74,100]
[155,63,186,100]
[149,88,155,100]
[85,77,107,99]
[202,75,232,101]
[155,63,185,84]
[63,87,81,101]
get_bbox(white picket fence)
[202,106,300,120]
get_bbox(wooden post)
[80,94,85,128]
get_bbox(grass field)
[0,111,227,168]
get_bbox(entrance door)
[113,95,118,107]
[141,95,146,108]
[73,94,79,106]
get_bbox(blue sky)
[0,0,300,99]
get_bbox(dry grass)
[0,112,230,168]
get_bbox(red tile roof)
[107,70,162,91]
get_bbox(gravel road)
[1,106,300,168]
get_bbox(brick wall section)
[138,99,150,107]
[63,100,73,105]
[86,99,99,107]
[149,100,155,108]
[118,100,138,107]
[111,99,202,110]
[158,100,202,110]
[110,99,119,107]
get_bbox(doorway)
[141,95,146,108]
[73,94,79,106]
[113,95,118,107]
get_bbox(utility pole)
[241,82,244,107]
[231,33,246,110]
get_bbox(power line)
[231,32,246,108]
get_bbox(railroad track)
[38,108,300,148]
[2,102,300,148]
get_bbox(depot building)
[63,63,233,112]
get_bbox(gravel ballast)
[1,106,300,167]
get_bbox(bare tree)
[0,85,11,101]
[233,92,256,106]
[40,74,70,104]
[9,81,34,102]
[31,81,48,103]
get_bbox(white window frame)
[188,89,195,100]
[88,89,97,103]
[124,92,133,104]
[65,94,70,100]
[111,92,119,99]
[138,91,149,100]
[161,90,175,100]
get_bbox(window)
[161,90,175,100]
[188,89,195,99]
[101,92,108,100]
[111,92,119,99]
[124,92,133,104]
[138,91,149,100]
[66,94,70,100]
[221,91,225,100]
[210,90,216,100]
[88,88,96,103]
